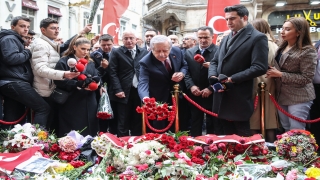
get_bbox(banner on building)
[206,0,240,43]
[101,0,129,45]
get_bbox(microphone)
[78,58,88,66]
[211,74,234,92]
[92,51,103,62]
[92,76,100,83]
[194,54,205,63]
[209,77,219,85]
[75,63,85,72]
[67,58,77,72]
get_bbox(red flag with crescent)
[0,146,41,173]
[101,0,129,45]
[206,0,240,43]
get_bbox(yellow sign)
[286,10,318,26]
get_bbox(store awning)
[48,6,62,17]
[22,0,39,11]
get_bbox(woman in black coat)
[54,36,100,137]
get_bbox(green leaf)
[272,156,280,162]
[234,154,245,162]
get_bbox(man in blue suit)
[138,35,188,130]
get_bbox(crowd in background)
[0,4,320,144]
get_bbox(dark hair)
[197,26,214,36]
[279,17,313,51]
[28,29,36,35]
[64,35,92,61]
[145,29,158,35]
[11,16,30,26]
[99,34,114,43]
[40,18,58,29]
[251,18,276,42]
[224,4,249,17]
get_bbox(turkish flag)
[206,0,240,43]
[0,146,41,173]
[101,0,129,45]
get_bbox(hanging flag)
[101,0,129,45]
[206,0,240,43]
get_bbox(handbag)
[50,88,70,104]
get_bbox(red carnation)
[50,143,61,152]
[178,136,188,144]
[70,160,85,168]
[136,106,144,113]
[106,165,116,173]
[194,146,203,156]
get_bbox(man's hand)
[191,86,202,96]
[171,72,184,82]
[203,62,210,68]
[91,34,100,45]
[101,59,109,69]
[63,71,80,79]
[115,92,125,98]
[79,24,92,35]
[201,88,212,98]
[100,86,106,95]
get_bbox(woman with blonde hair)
[250,18,279,142]
[54,35,101,137]
[266,17,317,132]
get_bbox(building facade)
[0,0,145,45]
[142,0,320,42]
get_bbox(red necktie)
[164,59,172,74]
[232,31,238,37]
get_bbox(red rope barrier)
[182,93,218,117]
[0,108,29,125]
[254,93,259,110]
[144,96,176,133]
[269,93,320,123]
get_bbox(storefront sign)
[5,1,16,22]
[269,9,320,33]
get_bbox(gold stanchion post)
[258,82,266,138]
[142,111,146,135]
[173,84,180,133]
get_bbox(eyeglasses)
[49,27,61,31]
[24,36,35,40]
[183,38,191,40]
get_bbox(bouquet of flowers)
[274,129,318,164]
[0,123,54,153]
[96,84,113,119]
[136,97,175,121]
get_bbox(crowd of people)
[0,4,319,143]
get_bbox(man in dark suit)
[109,31,148,137]
[138,35,188,131]
[90,34,117,134]
[143,29,157,51]
[184,26,219,137]
[208,4,268,136]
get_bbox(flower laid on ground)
[274,129,318,164]
[0,123,54,153]
[136,97,175,121]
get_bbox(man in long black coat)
[184,26,219,137]
[109,31,148,137]
[208,4,268,136]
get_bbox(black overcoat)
[208,24,268,121]
[54,55,99,137]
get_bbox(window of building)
[132,24,137,31]
[22,6,35,30]
[83,12,90,26]
[97,14,101,34]
[48,14,59,21]
[48,6,62,21]
[119,20,127,38]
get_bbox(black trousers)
[117,87,142,137]
[0,82,50,130]
[189,102,215,137]
[310,84,320,144]
[219,119,251,137]
[43,97,59,134]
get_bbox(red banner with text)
[206,0,240,43]
[101,0,129,45]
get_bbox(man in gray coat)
[208,4,268,136]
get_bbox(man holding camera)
[208,5,268,136]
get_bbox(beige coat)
[250,34,279,129]
[30,34,65,97]
[274,45,317,105]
